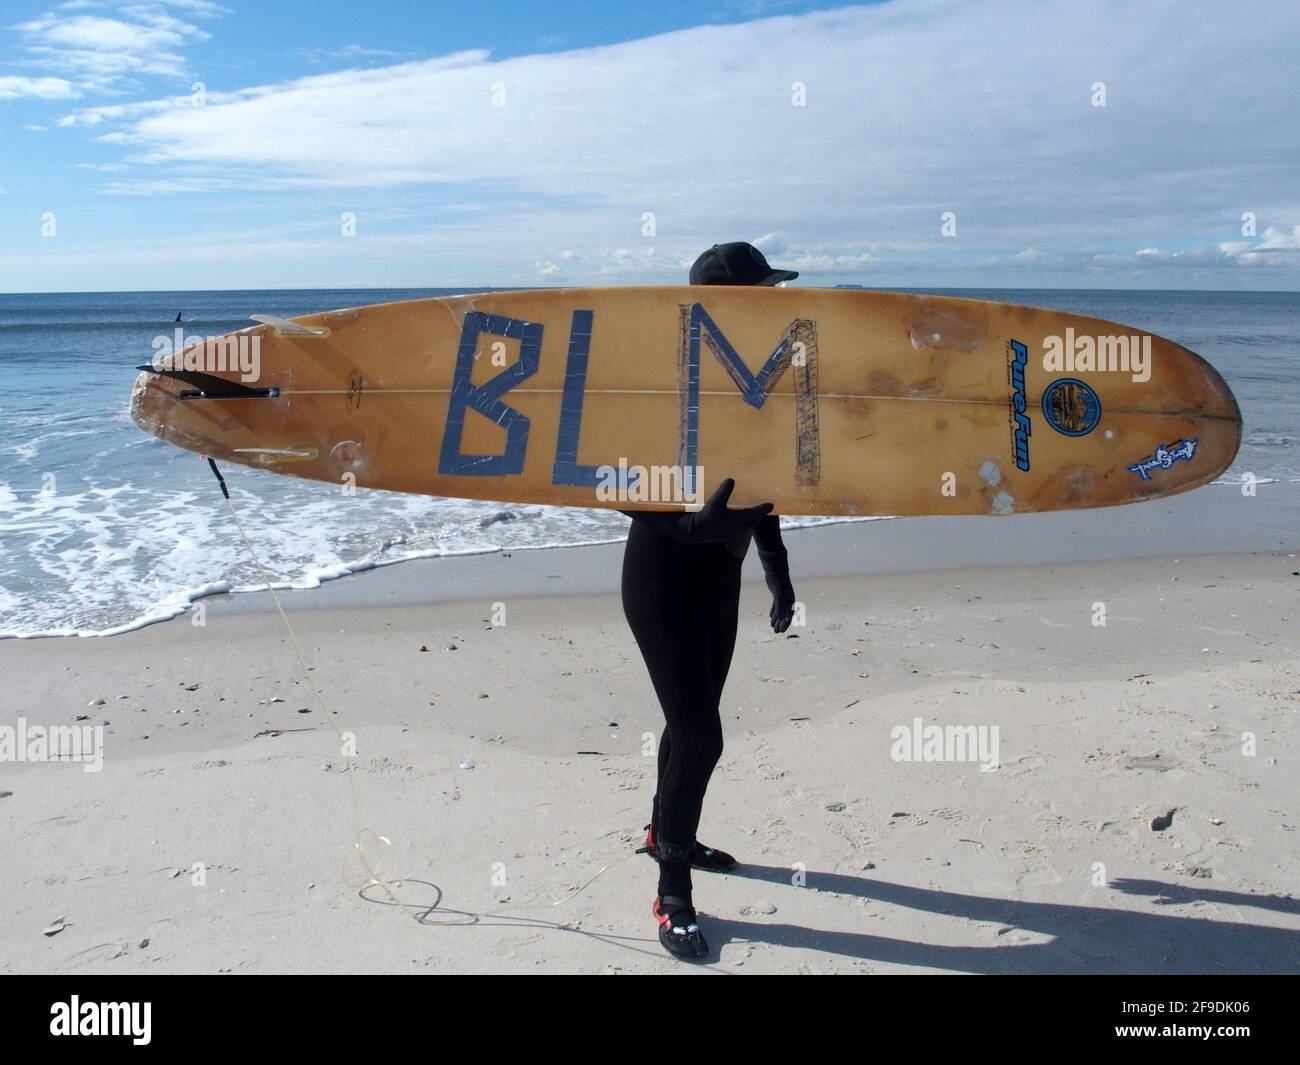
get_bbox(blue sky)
[1,0,1298,292]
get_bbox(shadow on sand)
[706,865,1300,973]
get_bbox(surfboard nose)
[1185,345,1243,468]
[1206,355,1242,424]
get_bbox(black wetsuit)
[620,510,788,861]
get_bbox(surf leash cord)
[202,456,634,927]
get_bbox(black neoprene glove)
[764,567,796,633]
[675,478,773,543]
[754,513,796,633]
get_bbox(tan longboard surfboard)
[130,287,1241,516]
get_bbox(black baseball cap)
[689,242,799,286]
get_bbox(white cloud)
[297,43,416,66]
[789,251,874,272]
[12,1,222,90]
[1209,227,1300,269]
[752,232,787,255]
[14,0,1300,288]
[18,13,188,53]
[1259,225,1300,247]
[0,74,79,100]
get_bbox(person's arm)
[623,478,772,545]
[752,513,787,569]
[754,514,796,633]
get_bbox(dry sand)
[1,533,1297,974]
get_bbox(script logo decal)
[1128,437,1198,480]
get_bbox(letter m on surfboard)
[679,303,821,488]
[438,302,821,492]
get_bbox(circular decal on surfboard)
[1041,377,1101,437]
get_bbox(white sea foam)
[0,459,894,638]
[3,453,1293,639]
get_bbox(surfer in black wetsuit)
[621,242,800,960]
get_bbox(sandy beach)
[4,0,1300,1007]
[2,491,1297,974]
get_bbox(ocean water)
[0,287,1295,637]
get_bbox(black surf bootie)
[638,823,737,872]
[651,834,709,961]
[653,895,709,961]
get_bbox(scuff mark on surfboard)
[330,440,364,470]
[317,308,361,324]
[1060,465,1095,503]
[906,304,986,351]
[870,372,901,396]
[978,460,1002,486]
[990,491,1016,515]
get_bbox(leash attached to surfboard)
[202,455,405,912]
[201,455,634,928]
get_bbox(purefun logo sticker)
[1006,340,1031,471]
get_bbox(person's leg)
[651,727,671,832]
[705,547,741,710]
[644,615,738,868]
[623,539,731,843]
[621,525,742,959]
[695,549,741,832]
[622,520,675,839]
[662,541,741,851]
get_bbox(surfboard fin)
[135,366,280,400]
[250,314,331,338]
